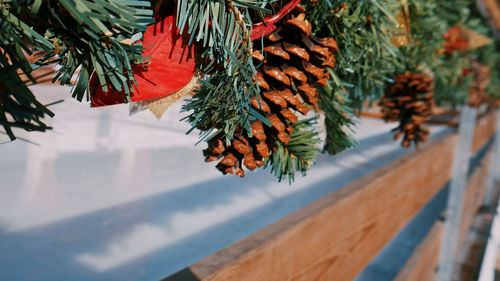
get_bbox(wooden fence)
[164,109,499,281]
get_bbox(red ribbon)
[250,0,301,41]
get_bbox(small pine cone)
[203,4,337,177]
[380,72,434,148]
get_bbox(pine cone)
[380,72,434,148]
[202,4,337,177]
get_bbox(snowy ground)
[0,85,449,281]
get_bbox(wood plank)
[393,222,443,281]
[361,110,459,127]
[173,134,457,281]
[472,110,498,154]
[19,67,57,85]
[393,147,494,281]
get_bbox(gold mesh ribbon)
[137,72,200,119]
[391,0,411,48]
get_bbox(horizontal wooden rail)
[393,111,497,281]
[165,110,497,281]
[393,222,444,281]
[459,152,492,242]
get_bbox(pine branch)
[306,0,402,110]
[484,41,500,98]
[264,117,320,184]
[300,1,365,155]
[318,69,358,154]
[1,2,54,140]
[3,0,152,99]
[0,52,54,140]
[182,73,266,145]
[404,0,482,106]
[179,0,274,144]
[0,0,152,139]
[433,53,473,106]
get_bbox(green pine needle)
[179,0,274,143]
[264,118,320,184]
[1,0,152,139]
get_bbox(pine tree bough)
[0,0,152,140]
[304,0,402,110]
[380,72,434,148]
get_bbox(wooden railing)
[395,110,497,281]
[164,109,499,281]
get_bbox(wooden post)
[437,106,477,281]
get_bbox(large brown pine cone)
[203,4,337,177]
[380,72,434,148]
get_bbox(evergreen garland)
[418,0,474,106]
[306,0,402,109]
[303,0,401,154]
[318,69,358,154]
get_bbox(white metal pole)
[437,106,478,281]
[477,204,500,281]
